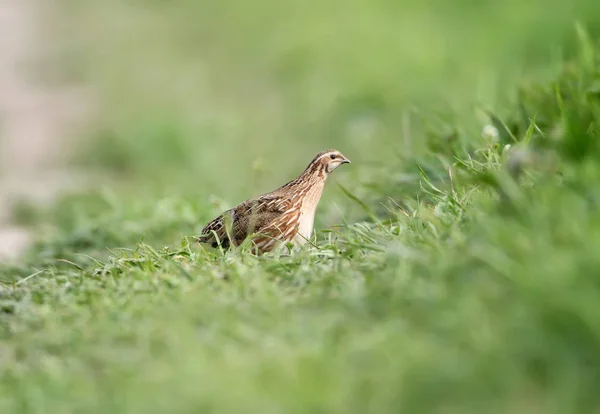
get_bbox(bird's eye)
[330,154,337,159]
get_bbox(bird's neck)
[271,160,328,199]
[288,163,327,189]
[301,175,326,207]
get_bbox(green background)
[2,1,600,412]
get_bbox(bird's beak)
[341,158,351,164]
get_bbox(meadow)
[2,0,600,412]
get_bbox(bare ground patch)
[0,0,92,261]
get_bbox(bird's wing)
[197,195,300,250]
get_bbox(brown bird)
[197,149,351,254]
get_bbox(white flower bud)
[482,124,500,142]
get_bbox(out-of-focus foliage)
[54,0,600,195]
[2,1,600,413]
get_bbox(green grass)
[3,0,600,412]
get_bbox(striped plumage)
[197,149,351,254]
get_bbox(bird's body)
[197,149,350,254]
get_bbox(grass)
[2,0,600,412]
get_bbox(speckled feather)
[197,149,350,254]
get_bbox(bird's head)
[307,149,351,176]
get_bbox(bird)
[197,149,351,255]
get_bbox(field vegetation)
[2,1,600,412]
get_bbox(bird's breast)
[296,206,316,244]
[294,181,325,244]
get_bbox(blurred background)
[1,0,600,254]
[3,1,600,413]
